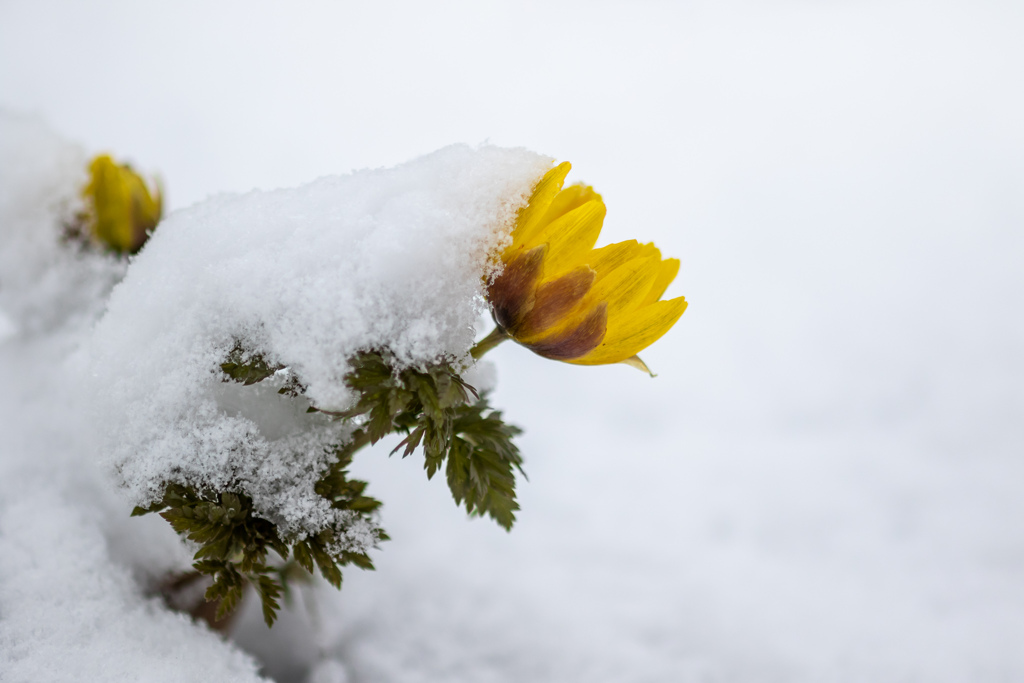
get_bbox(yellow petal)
[125,172,161,250]
[642,258,680,305]
[586,252,661,317]
[572,296,688,365]
[534,199,606,273]
[590,241,658,277]
[512,162,571,249]
[85,155,161,253]
[539,183,601,227]
[584,240,638,275]
[87,156,132,251]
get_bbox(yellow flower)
[482,161,687,372]
[82,154,162,254]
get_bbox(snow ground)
[2,2,1023,682]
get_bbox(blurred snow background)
[1,1,1023,681]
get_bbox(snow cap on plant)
[480,162,687,373]
[82,154,162,254]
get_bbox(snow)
[0,112,125,335]
[0,117,268,682]
[0,402,265,683]
[2,2,1024,682]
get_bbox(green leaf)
[444,396,524,530]
[310,541,343,589]
[341,551,376,571]
[342,352,525,530]
[220,344,283,386]
[214,584,243,622]
[293,541,314,574]
[252,573,283,628]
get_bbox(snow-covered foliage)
[87,145,549,541]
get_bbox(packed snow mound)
[0,111,125,335]
[87,145,551,539]
[0,115,266,680]
[0,331,266,683]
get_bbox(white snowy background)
[2,1,1023,682]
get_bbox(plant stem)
[470,326,509,360]
[158,569,241,634]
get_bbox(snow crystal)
[86,145,551,540]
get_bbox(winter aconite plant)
[67,154,162,254]
[88,147,686,627]
[476,161,687,374]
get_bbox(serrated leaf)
[220,344,283,386]
[193,559,224,575]
[341,551,375,571]
[252,574,283,627]
[293,541,314,574]
[214,584,243,621]
[310,542,342,588]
